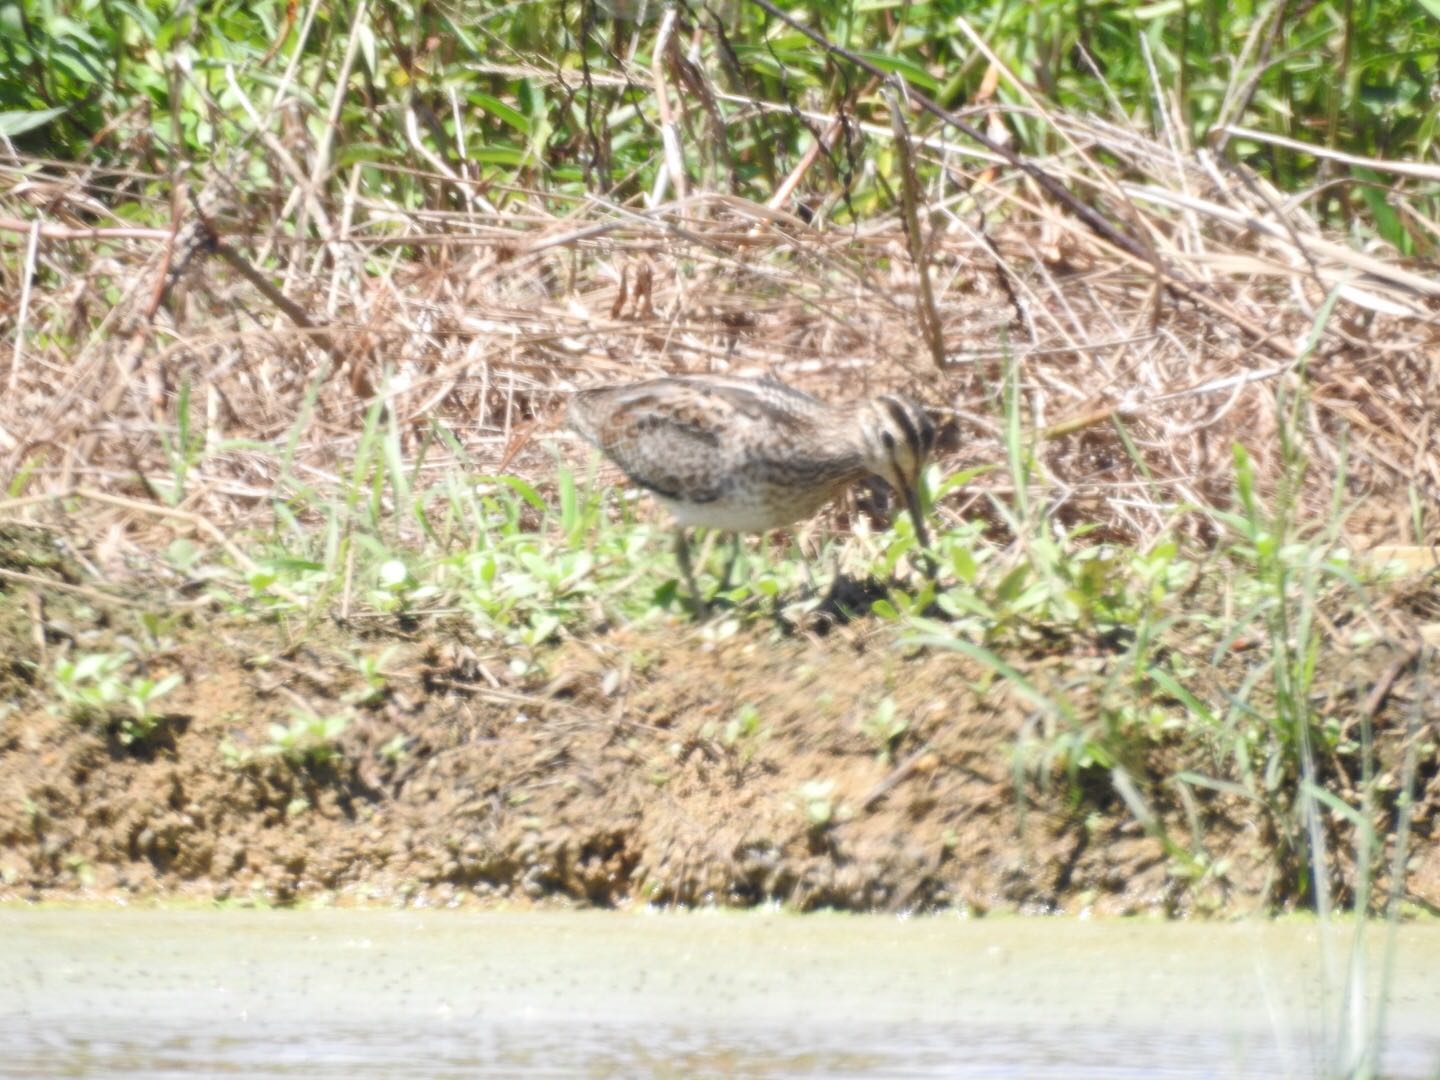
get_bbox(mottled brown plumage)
[568,374,937,608]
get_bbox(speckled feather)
[567,375,935,534]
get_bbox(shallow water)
[2,909,1438,1078]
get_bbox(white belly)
[657,489,830,533]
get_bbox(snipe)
[567,374,938,609]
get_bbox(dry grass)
[2,95,1438,561]
[3,40,1438,934]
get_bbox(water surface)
[3,909,1437,1078]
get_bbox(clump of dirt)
[1,572,1436,915]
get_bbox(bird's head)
[857,394,939,555]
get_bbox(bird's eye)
[920,416,936,451]
[881,431,895,450]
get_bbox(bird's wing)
[568,382,741,503]
[675,376,823,429]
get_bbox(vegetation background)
[1,0,1438,961]
[5,0,1439,226]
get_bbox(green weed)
[709,703,771,777]
[222,710,353,770]
[262,710,352,767]
[51,652,182,746]
[859,696,908,764]
[795,779,843,830]
[7,1,1434,239]
[378,734,410,765]
[350,648,399,707]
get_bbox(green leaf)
[1172,772,1260,802]
[266,556,325,572]
[1146,667,1214,724]
[334,141,404,167]
[1352,167,1410,253]
[1111,766,1156,829]
[472,146,528,166]
[111,1,161,41]
[1128,0,1185,18]
[472,93,530,134]
[0,106,69,137]
[871,597,900,620]
[950,544,976,584]
[934,464,995,499]
[911,634,1071,721]
[529,612,560,643]
[485,475,547,512]
[1302,781,1368,830]
[854,50,939,91]
[150,673,183,698]
[995,563,1029,603]
[356,23,377,77]
[72,653,116,682]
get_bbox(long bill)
[900,473,938,579]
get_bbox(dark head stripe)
[878,395,922,454]
[918,409,936,452]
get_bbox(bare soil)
[2,533,1437,916]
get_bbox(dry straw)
[1,30,1437,562]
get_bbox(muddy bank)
[2,569,1436,916]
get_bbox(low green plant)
[371,558,439,614]
[218,738,251,769]
[156,379,206,507]
[51,652,128,717]
[378,734,410,764]
[118,674,184,745]
[859,696,908,764]
[63,854,94,887]
[51,652,182,745]
[795,779,842,829]
[263,710,352,767]
[709,703,770,776]
[350,647,399,706]
[722,703,766,750]
[131,610,182,657]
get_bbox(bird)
[567,374,938,610]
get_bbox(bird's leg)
[674,528,707,615]
[815,534,850,618]
[716,533,743,593]
[796,532,819,599]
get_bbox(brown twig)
[0,216,173,241]
[0,488,305,607]
[0,566,154,609]
[746,0,1152,264]
[861,744,934,811]
[1360,644,1422,720]
[887,85,946,372]
[650,6,687,204]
